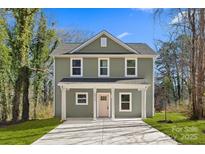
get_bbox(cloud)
[131,8,154,13]
[170,11,188,25]
[117,32,131,39]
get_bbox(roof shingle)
[51,43,156,56]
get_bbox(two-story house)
[52,30,157,120]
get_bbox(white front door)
[97,93,110,118]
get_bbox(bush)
[30,102,53,119]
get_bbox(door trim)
[97,93,110,118]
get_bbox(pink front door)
[98,93,110,118]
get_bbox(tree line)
[0,9,93,123]
[155,9,205,120]
[0,9,58,123]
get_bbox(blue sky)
[44,8,172,49]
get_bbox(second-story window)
[98,58,109,77]
[125,58,137,77]
[71,58,83,77]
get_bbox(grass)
[0,118,61,145]
[144,112,205,144]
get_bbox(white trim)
[93,89,97,120]
[53,57,55,116]
[119,92,132,112]
[58,82,150,90]
[70,31,139,54]
[98,58,110,77]
[60,87,67,120]
[100,37,107,47]
[97,93,111,118]
[70,58,83,77]
[54,54,157,58]
[152,57,155,116]
[125,58,138,77]
[75,92,88,105]
[111,88,115,119]
[141,89,147,118]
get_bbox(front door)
[97,93,110,118]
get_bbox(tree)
[31,12,58,118]
[162,76,172,121]
[0,11,11,122]
[5,9,39,122]
[155,9,205,119]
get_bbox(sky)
[43,8,173,49]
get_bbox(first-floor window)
[76,92,88,105]
[119,93,132,112]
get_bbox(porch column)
[111,88,115,120]
[93,88,97,120]
[141,89,147,119]
[60,86,67,121]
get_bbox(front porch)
[58,78,150,121]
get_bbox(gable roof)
[51,30,157,56]
[70,30,139,54]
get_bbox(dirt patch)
[157,120,173,123]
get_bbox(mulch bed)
[0,120,24,127]
[157,120,173,123]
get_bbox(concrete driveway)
[33,118,177,145]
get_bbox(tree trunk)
[22,66,30,121]
[12,73,22,122]
[33,76,40,119]
[165,100,167,121]
[43,78,48,105]
[196,8,205,119]
[188,9,198,119]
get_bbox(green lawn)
[0,118,61,145]
[144,112,205,144]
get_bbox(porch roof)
[58,78,150,90]
[59,77,147,83]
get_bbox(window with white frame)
[76,93,88,105]
[100,37,107,47]
[71,58,82,77]
[125,58,137,77]
[98,58,109,77]
[119,93,132,112]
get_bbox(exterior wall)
[62,88,142,118]
[115,89,142,118]
[138,58,153,117]
[75,34,133,54]
[55,58,70,117]
[54,57,154,118]
[66,89,93,117]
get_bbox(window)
[98,58,109,77]
[100,96,107,101]
[125,58,137,77]
[76,93,88,105]
[101,37,107,47]
[119,93,132,112]
[71,58,83,77]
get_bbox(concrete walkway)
[33,118,178,145]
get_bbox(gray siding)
[54,57,154,118]
[115,89,142,118]
[66,89,93,117]
[76,34,133,54]
[64,89,142,118]
[138,58,153,117]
